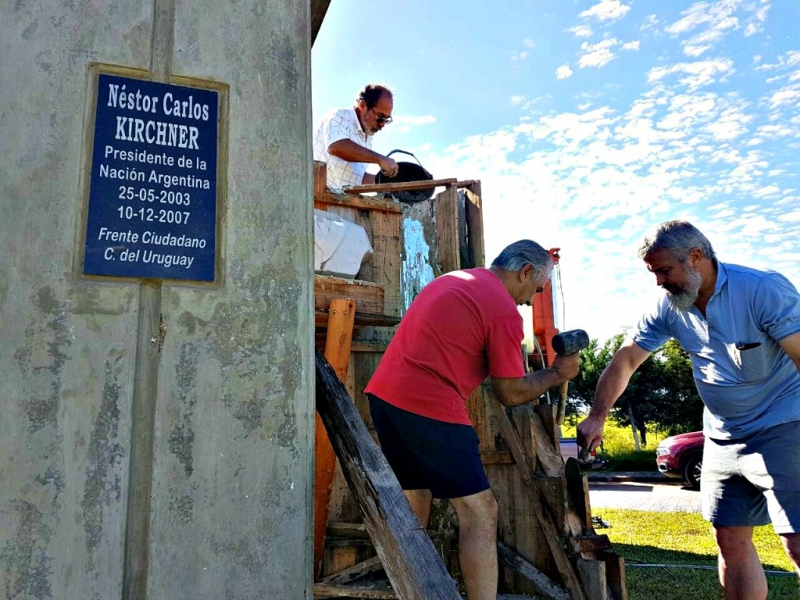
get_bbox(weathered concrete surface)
[0,1,314,599]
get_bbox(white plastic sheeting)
[313,209,373,278]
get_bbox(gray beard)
[666,267,702,310]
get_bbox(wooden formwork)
[313,174,626,599]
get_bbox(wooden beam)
[344,178,457,195]
[315,191,403,213]
[497,542,570,600]
[597,551,628,600]
[319,556,384,585]
[565,457,593,529]
[315,310,400,330]
[570,535,612,554]
[495,404,588,600]
[314,299,357,579]
[576,558,608,600]
[464,184,485,267]
[315,276,384,316]
[315,351,462,600]
[327,522,370,540]
[314,583,397,599]
[435,186,461,274]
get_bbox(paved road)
[589,480,702,513]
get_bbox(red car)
[655,431,705,489]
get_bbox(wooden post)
[315,351,461,600]
[314,299,356,578]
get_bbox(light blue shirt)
[631,262,800,440]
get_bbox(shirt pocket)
[731,342,771,382]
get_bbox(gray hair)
[637,220,716,263]
[491,240,553,280]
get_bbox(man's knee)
[713,525,755,556]
[452,489,498,527]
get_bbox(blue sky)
[312,0,800,343]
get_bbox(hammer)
[552,329,589,426]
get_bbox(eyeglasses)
[370,108,393,125]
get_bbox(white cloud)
[621,40,641,51]
[579,0,631,22]
[769,89,800,109]
[510,95,526,105]
[648,59,734,89]
[556,64,574,79]
[745,2,771,36]
[578,39,619,69]
[523,38,536,48]
[569,25,594,38]
[665,0,743,57]
[641,14,660,32]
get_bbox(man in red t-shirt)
[366,239,580,600]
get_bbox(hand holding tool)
[552,329,589,425]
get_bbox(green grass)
[595,508,798,599]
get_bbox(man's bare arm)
[577,340,651,451]
[490,353,580,408]
[778,331,800,373]
[327,140,398,176]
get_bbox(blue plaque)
[83,73,219,282]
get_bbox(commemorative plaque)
[83,72,220,282]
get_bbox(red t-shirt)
[365,268,525,425]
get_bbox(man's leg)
[450,488,498,600]
[404,488,433,529]
[713,525,767,600]
[779,532,800,576]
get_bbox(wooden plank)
[464,183,485,267]
[315,299,357,579]
[480,451,514,465]
[344,178,457,194]
[361,209,403,317]
[531,406,564,478]
[571,535,612,554]
[315,352,462,600]
[314,160,327,195]
[535,404,559,447]
[350,341,390,353]
[324,299,357,381]
[315,276,385,316]
[315,310,400,330]
[457,191,469,268]
[327,522,370,540]
[319,556,384,585]
[435,186,461,274]
[576,559,608,600]
[495,406,588,600]
[315,191,403,213]
[597,551,628,600]
[314,583,397,599]
[508,405,538,477]
[497,542,570,600]
[565,457,593,529]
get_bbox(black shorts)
[368,394,490,499]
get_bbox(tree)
[565,335,704,444]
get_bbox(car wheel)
[684,455,702,490]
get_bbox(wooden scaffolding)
[312,167,627,600]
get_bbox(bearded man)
[578,219,800,600]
